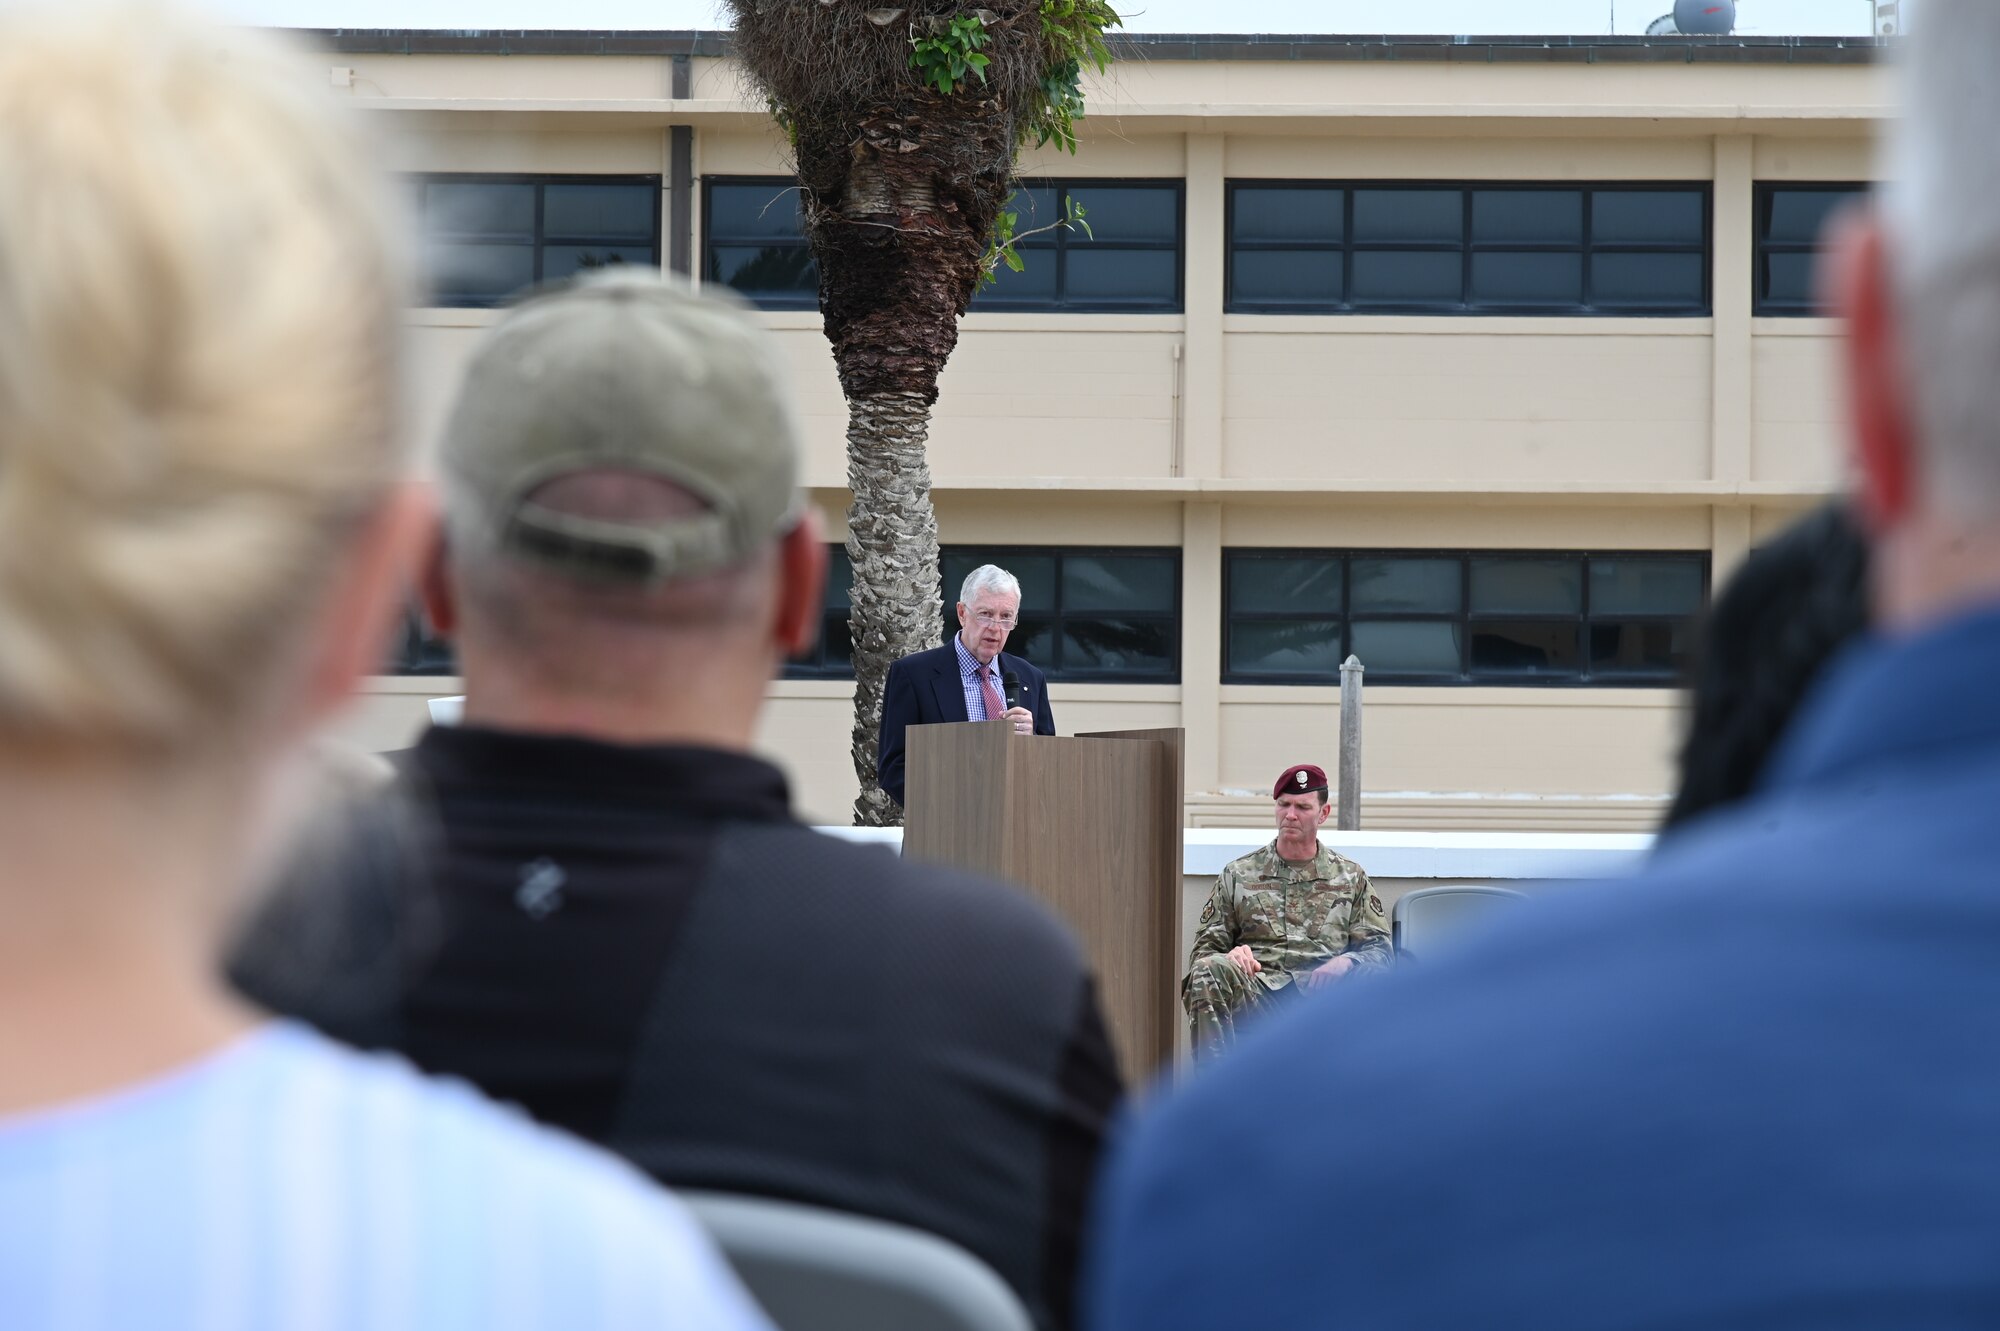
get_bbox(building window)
[417,175,661,307]
[704,177,818,310]
[1755,183,1869,316]
[1226,182,1711,316]
[704,177,1182,313]
[786,546,1180,681]
[943,547,1180,679]
[973,181,1183,312]
[385,607,456,676]
[785,546,854,679]
[1223,551,1707,685]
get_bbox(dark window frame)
[702,175,817,311]
[1753,181,1870,317]
[416,172,663,309]
[783,544,1183,683]
[785,545,855,679]
[703,175,1186,313]
[974,178,1186,314]
[1222,548,1709,687]
[1225,180,1713,317]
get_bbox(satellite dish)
[1647,14,1681,34]
[1673,0,1736,33]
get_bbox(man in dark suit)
[876,563,1057,806]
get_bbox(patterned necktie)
[976,661,1006,722]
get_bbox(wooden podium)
[903,722,1184,1082]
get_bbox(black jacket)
[876,643,1057,805]
[231,725,1120,1331]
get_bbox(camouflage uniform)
[1183,841,1390,1059]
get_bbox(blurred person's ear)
[295,483,436,734]
[1830,208,1918,534]
[418,509,458,639]
[773,507,829,657]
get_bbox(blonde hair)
[0,6,408,749]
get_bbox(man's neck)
[458,639,768,747]
[1274,834,1321,864]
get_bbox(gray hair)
[958,563,1021,605]
[1884,0,2000,515]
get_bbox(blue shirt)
[0,1022,771,1331]
[954,633,1003,722]
[1088,605,2000,1330]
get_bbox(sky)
[208,0,1878,37]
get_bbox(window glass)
[543,183,656,239]
[1593,190,1704,245]
[1472,190,1582,244]
[709,246,818,300]
[1353,190,1462,244]
[1063,621,1173,673]
[1471,252,1583,306]
[1221,551,1707,687]
[1230,621,1343,677]
[1234,187,1342,243]
[1591,252,1704,309]
[1351,621,1461,676]
[1064,554,1176,613]
[427,243,534,302]
[1589,558,1705,616]
[1470,622,1582,675]
[1762,253,1818,310]
[946,553,1057,612]
[976,256,1059,304]
[1232,251,1343,306]
[1064,250,1178,303]
[1471,558,1582,615]
[1351,558,1459,614]
[426,181,534,237]
[1589,621,1689,677]
[542,246,652,282]
[1230,557,1343,615]
[1068,186,1177,242]
[1765,188,1858,245]
[1352,251,1462,305]
[708,182,806,238]
[999,185,1060,232]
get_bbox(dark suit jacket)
[876,642,1057,806]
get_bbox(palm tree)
[722,0,1117,825]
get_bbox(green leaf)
[1004,247,1026,272]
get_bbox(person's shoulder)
[1219,844,1273,879]
[890,643,955,675]
[257,1025,766,1326]
[761,824,1089,968]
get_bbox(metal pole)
[1337,654,1363,831]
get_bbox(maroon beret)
[1274,764,1329,798]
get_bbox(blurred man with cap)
[232,272,1121,1331]
[1181,763,1389,1060]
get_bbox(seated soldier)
[1183,764,1391,1060]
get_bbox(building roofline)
[303,29,1886,64]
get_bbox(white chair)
[679,1191,1033,1331]
[1393,885,1529,962]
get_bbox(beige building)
[318,29,1889,832]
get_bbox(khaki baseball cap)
[439,270,804,583]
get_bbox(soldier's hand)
[1002,705,1033,735]
[1226,945,1261,977]
[1304,955,1357,991]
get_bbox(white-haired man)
[875,563,1057,807]
[1089,7,2000,1328]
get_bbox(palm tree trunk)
[846,390,940,826]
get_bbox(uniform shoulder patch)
[1368,894,1384,916]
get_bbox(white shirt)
[0,1021,772,1331]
